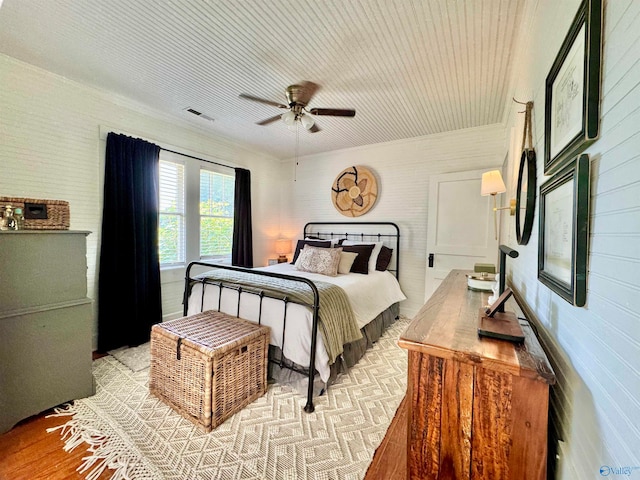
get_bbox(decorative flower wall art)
[331,165,378,217]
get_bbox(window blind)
[200,169,234,258]
[158,160,185,264]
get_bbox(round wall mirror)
[516,149,537,245]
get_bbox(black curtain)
[231,168,253,267]
[98,133,162,352]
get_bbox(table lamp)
[275,239,291,263]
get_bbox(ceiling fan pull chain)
[294,121,300,182]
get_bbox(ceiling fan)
[239,81,356,133]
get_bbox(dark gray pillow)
[340,244,375,274]
[376,246,393,271]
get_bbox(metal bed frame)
[183,221,400,413]
[303,221,400,280]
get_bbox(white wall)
[279,123,507,317]
[501,0,640,477]
[0,54,282,346]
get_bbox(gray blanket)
[192,269,362,364]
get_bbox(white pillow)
[337,251,358,274]
[294,245,342,276]
[305,236,341,246]
[341,240,384,272]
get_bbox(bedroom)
[0,0,639,479]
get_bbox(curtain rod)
[101,126,238,171]
[161,147,235,170]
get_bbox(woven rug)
[49,316,410,480]
[108,342,151,372]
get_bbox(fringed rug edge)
[46,402,155,480]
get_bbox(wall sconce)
[481,170,516,239]
[275,238,291,263]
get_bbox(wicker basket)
[149,311,270,432]
[0,196,70,230]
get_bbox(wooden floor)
[0,394,407,480]
[364,396,407,480]
[0,411,113,480]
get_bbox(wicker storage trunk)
[0,196,70,230]
[149,311,270,432]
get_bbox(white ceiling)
[0,0,529,159]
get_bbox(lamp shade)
[281,111,296,126]
[275,238,291,255]
[300,114,315,130]
[481,170,507,196]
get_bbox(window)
[158,151,235,267]
[158,160,185,265]
[200,169,234,259]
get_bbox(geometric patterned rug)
[48,316,409,480]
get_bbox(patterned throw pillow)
[295,245,343,276]
[290,239,332,264]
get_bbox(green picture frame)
[544,0,602,175]
[538,154,590,307]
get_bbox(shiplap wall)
[501,0,640,477]
[278,123,506,317]
[0,54,282,346]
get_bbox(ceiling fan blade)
[297,81,320,106]
[256,114,283,126]
[239,93,287,109]
[308,108,356,117]
[308,123,321,133]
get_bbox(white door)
[424,169,499,301]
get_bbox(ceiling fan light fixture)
[242,81,354,133]
[281,111,296,126]
[300,114,315,130]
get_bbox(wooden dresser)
[0,230,94,433]
[398,270,555,480]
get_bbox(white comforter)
[186,263,406,382]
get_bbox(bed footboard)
[184,261,320,413]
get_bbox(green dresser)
[0,230,94,433]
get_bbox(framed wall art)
[544,0,602,175]
[538,154,590,307]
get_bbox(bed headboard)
[303,221,400,280]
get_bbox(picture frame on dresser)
[544,0,602,175]
[538,154,590,307]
